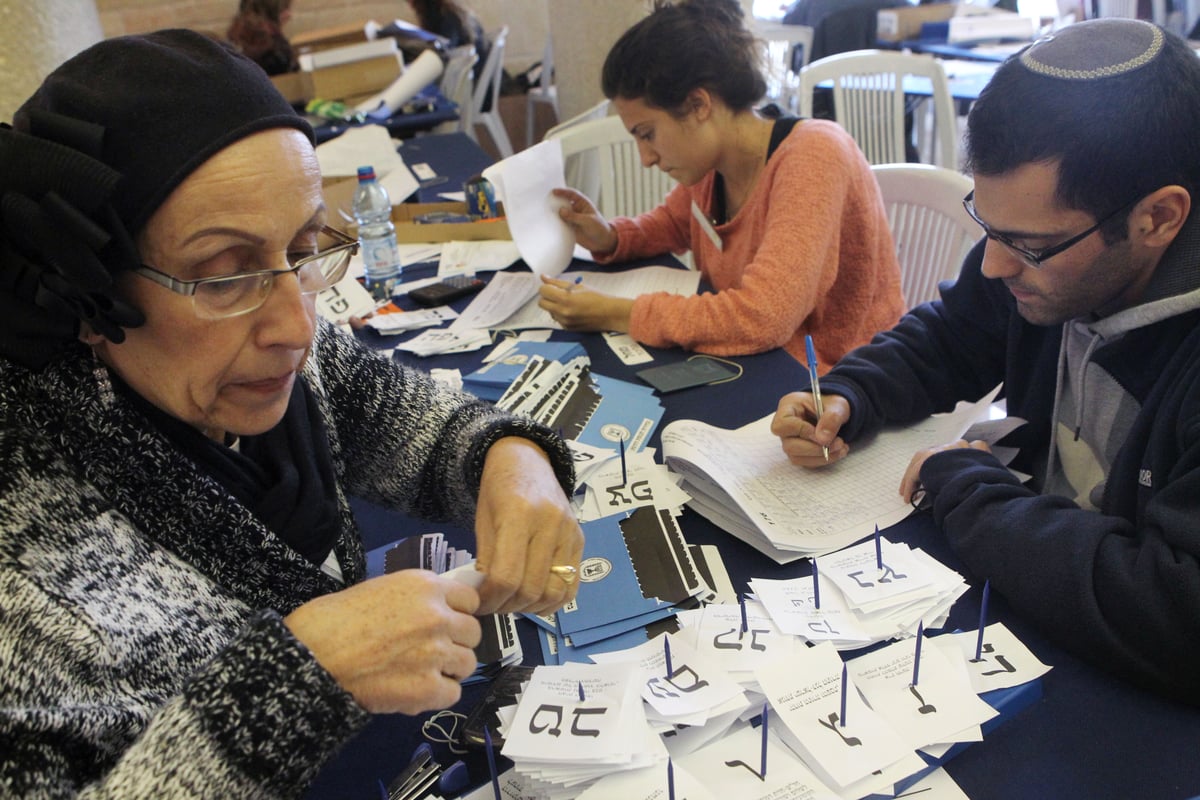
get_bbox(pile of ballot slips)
[490,610,1050,800]
[750,535,970,650]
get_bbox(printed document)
[661,388,1001,563]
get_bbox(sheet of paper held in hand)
[482,138,575,276]
[449,266,701,332]
[660,387,1002,563]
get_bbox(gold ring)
[550,565,578,584]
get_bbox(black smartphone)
[636,356,740,393]
[408,275,486,307]
[460,663,535,749]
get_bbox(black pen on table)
[804,334,829,462]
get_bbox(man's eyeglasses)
[962,190,1138,268]
[133,226,358,319]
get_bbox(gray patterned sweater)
[0,320,573,798]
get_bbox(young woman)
[537,0,905,371]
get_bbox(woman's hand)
[537,275,634,333]
[553,187,617,255]
[770,391,851,467]
[472,437,584,616]
[284,570,482,714]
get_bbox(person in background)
[407,0,492,83]
[0,29,582,795]
[227,0,298,75]
[772,19,1200,704]
[537,0,905,370]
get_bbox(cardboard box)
[268,50,402,106]
[322,179,510,242]
[292,22,370,54]
[948,13,1035,43]
[309,54,402,103]
[392,202,510,243]
[877,4,959,42]
[269,70,313,105]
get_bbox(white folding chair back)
[798,49,959,169]
[525,35,560,148]
[871,163,977,308]
[437,45,478,134]
[543,99,610,201]
[546,114,675,220]
[470,25,514,158]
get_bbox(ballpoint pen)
[805,335,829,462]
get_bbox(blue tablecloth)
[306,264,1200,800]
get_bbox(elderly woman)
[0,29,581,796]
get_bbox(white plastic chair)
[545,114,676,220]
[797,49,959,169]
[525,35,560,148]
[543,99,610,201]
[469,25,514,158]
[435,44,478,135]
[871,163,978,308]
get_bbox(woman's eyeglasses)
[133,226,359,319]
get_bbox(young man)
[771,18,1200,705]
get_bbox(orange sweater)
[600,119,904,372]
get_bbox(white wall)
[0,0,104,122]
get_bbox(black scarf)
[116,374,342,566]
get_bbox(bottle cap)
[356,165,376,182]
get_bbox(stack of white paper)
[589,634,750,739]
[660,390,1001,563]
[500,662,667,798]
[751,537,970,650]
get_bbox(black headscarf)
[0,29,313,369]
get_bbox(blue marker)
[912,621,924,686]
[874,524,883,570]
[974,580,991,661]
[840,662,848,727]
[484,728,501,800]
[668,759,676,800]
[812,558,821,610]
[740,593,748,634]
[618,436,627,486]
[805,335,829,462]
[760,702,769,779]
[664,636,673,677]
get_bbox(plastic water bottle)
[352,165,401,301]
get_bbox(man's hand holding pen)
[770,391,851,468]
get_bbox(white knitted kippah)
[1020,18,1163,81]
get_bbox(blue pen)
[805,335,829,462]
[664,636,673,677]
[578,681,586,702]
[668,759,676,800]
[739,593,748,633]
[812,558,821,610]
